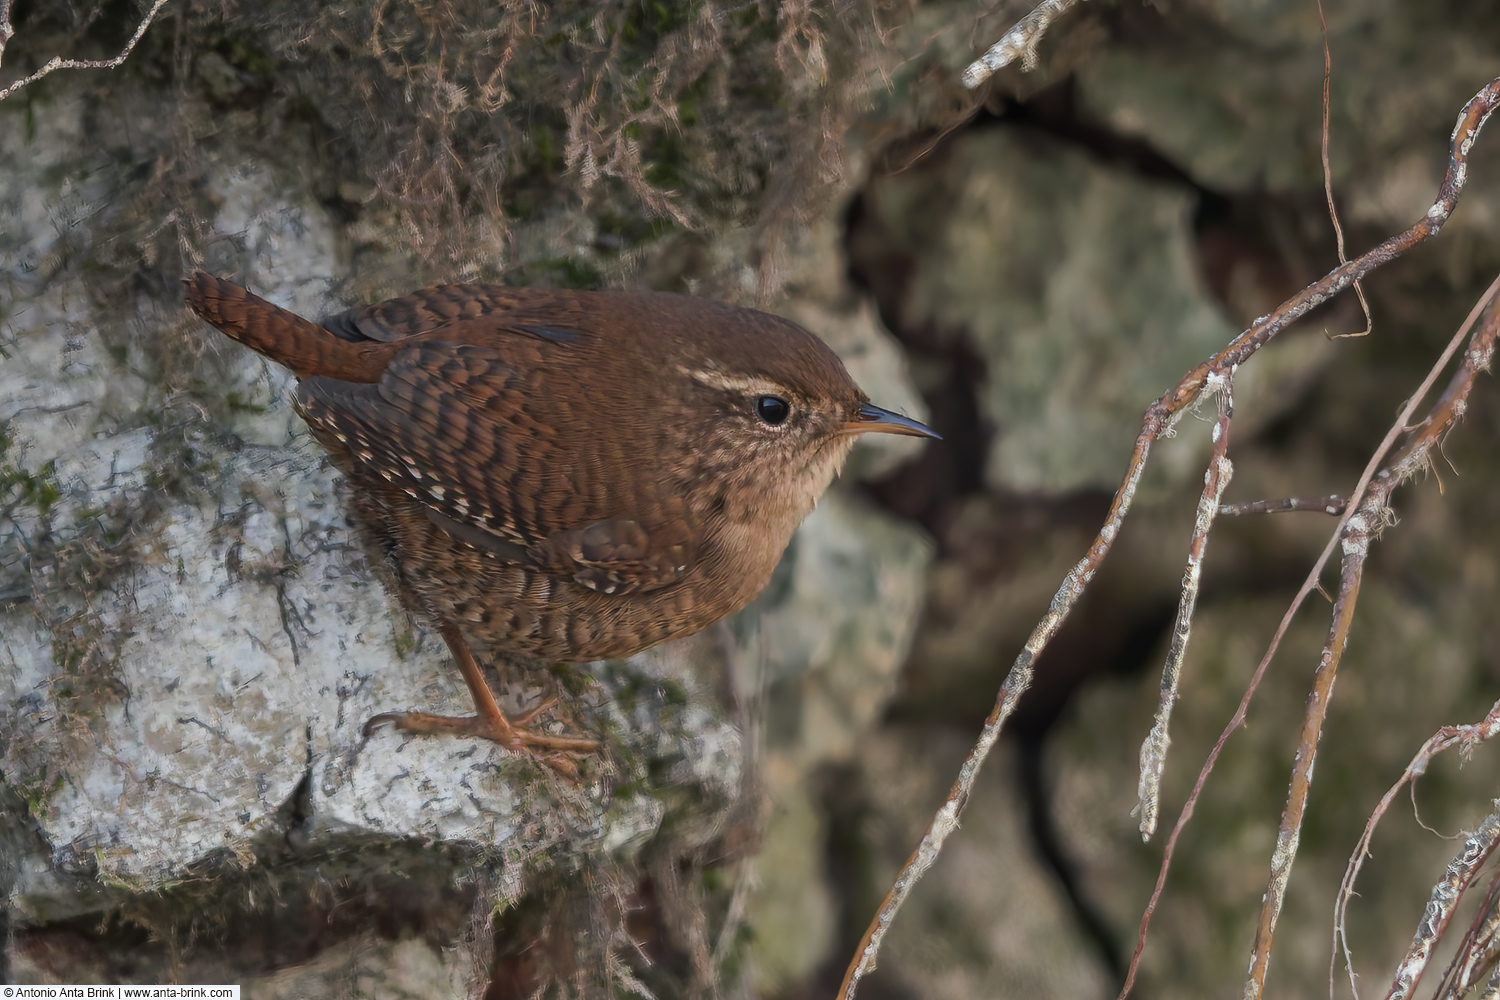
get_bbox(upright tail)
[184,272,383,383]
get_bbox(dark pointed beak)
[842,402,941,440]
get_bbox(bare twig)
[1317,1,1373,339]
[0,0,170,104]
[1333,700,1500,990]
[1244,486,1372,1000]
[1219,495,1347,516]
[1244,280,1500,1000]
[962,0,1084,87]
[1121,261,1500,1000]
[836,428,1154,1000]
[1430,870,1500,1000]
[845,70,1500,1000]
[1344,704,1500,1000]
[1385,805,1500,1000]
[0,0,14,68]
[1136,380,1233,840]
[1330,286,1500,996]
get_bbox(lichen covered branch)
[962,0,1085,87]
[838,73,1500,1000]
[1136,381,1233,841]
[1385,806,1500,1000]
[0,0,169,103]
[1332,699,1500,999]
[1243,278,1500,1000]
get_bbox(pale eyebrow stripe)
[679,366,788,396]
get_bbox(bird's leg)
[363,625,599,754]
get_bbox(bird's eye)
[755,395,790,426]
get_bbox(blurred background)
[2,1,1500,997]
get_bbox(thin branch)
[1430,872,1500,1000]
[0,0,170,104]
[1116,91,1500,1000]
[1484,965,1500,1000]
[836,425,1154,1000]
[961,0,1084,87]
[1247,282,1500,1000]
[1333,660,1500,984]
[1338,704,1500,1000]
[1386,806,1500,1000]
[1244,483,1372,1000]
[0,0,14,68]
[845,72,1500,1000]
[1136,380,1234,840]
[1219,495,1347,516]
[1317,0,1372,339]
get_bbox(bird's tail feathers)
[184,271,379,382]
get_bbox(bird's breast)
[691,499,806,615]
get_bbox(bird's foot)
[363,696,599,770]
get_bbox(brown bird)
[185,272,936,758]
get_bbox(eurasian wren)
[185,272,936,757]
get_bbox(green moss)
[643,132,688,189]
[657,678,688,708]
[548,661,594,698]
[730,1,779,39]
[210,30,279,80]
[282,91,324,129]
[143,421,222,502]
[595,211,674,251]
[19,769,66,818]
[223,391,269,415]
[1,458,63,517]
[716,921,754,983]
[528,123,564,174]
[617,0,701,45]
[519,255,604,290]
